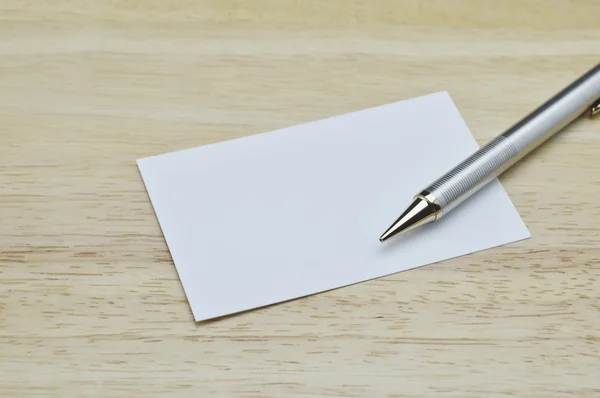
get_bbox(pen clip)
[592,99,600,117]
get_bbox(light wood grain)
[1,1,599,397]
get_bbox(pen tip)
[378,196,437,242]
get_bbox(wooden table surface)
[1,1,599,397]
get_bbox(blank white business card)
[137,92,530,321]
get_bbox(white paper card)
[138,92,530,321]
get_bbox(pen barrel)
[424,62,600,216]
[425,135,518,213]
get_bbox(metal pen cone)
[379,197,437,242]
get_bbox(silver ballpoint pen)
[380,62,600,242]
